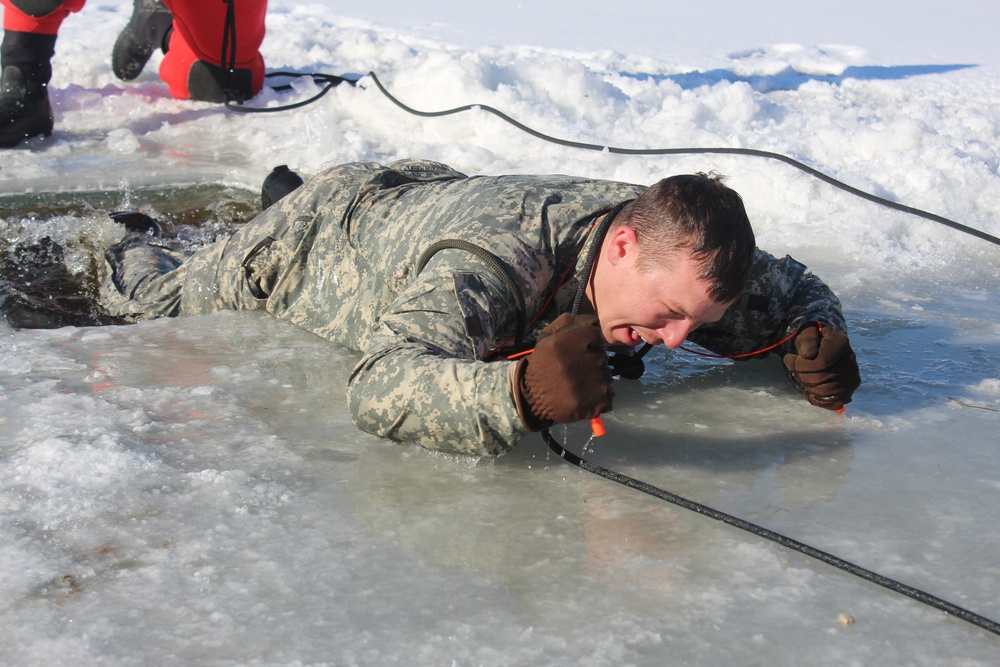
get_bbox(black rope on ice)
[364,71,1000,248]
[543,432,1000,638]
[223,68,1000,247]
[225,71,358,113]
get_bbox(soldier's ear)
[605,225,639,266]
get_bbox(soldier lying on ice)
[99,158,861,456]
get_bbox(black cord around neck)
[570,200,630,315]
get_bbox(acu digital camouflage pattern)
[100,158,847,457]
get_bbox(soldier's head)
[615,173,755,302]
[589,173,755,349]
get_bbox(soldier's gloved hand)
[513,313,614,430]
[782,322,861,411]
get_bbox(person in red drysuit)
[1,0,267,148]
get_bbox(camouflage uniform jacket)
[101,159,847,457]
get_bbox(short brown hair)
[613,173,755,303]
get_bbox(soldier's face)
[591,227,732,349]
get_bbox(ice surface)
[1,1,999,664]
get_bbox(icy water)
[0,185,257,328]
[1,185,999,665]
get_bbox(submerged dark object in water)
[110,210,162,238]
[0,236,124,329]
[0,183,258,330]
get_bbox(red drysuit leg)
[158,0,266,102]
[1,0,86,34]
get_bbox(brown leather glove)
[782,322,861,411]
[514,313,614,430]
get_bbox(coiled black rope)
[225,72,358,113]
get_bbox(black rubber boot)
[0,31,55,148]
[110,211,162,238]
[187,60,255,104]
[261,165,305,210]
[112,0,173,81]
